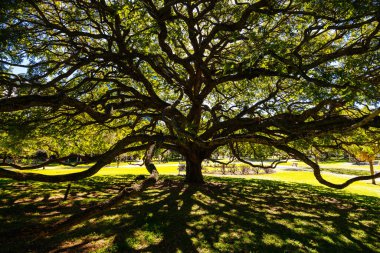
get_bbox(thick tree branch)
[36,142,160,238]
[276,144,380,189]
[0,135,164,182]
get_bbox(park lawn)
[20,164,380,198]
[252,171,380,198]
[205,172,380,198]
[0,175,379,253]
[282,160,377,170]
[19,164,178,176]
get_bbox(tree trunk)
[369,160,376,185]
[185,158,204,184]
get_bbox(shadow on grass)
[0,175,379,252]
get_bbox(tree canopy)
[1,0,380,188]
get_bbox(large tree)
[1,0,380,188]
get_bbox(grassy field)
[0,169,380,252]
[20,161,380,198]
[1,161,379,252]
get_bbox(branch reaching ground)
[0,136,156,182]
[276,144,380,189]
[35,143,160,239]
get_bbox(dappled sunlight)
[14,162,380,198]
[0,175,379,252]
[252,171,380,197]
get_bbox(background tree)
[1,0,379,187]
[342,129,380,185]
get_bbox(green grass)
[283,160,375,170]
[251,171,380,198]
[0,175,379,252]
[319,167,374,176]
[19,162,380,198]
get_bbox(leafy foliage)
[0,0,379,186]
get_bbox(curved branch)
[0,154,98,170]
[0,136,158,182]
[207,157,235,166]
[0,145,151,170]
[229,143,286,169]
[275,144,380,189]
[35,143,159,238]
[348,108,380,131]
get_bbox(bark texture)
[185,158,204,184]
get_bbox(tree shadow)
[111,181,199,252]
[0,176,379,252]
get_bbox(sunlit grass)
[17,161,380,198]
[20,164,178,175]
[0,175,379,252]
[251,171,380,198]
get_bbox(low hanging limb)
[0,154,100,171]
[207,157,236,166]
[35,142,160,239]
[0,139,151,182]
[229,143,288,169]
[276,144,380,189]
[348,107,380,131]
